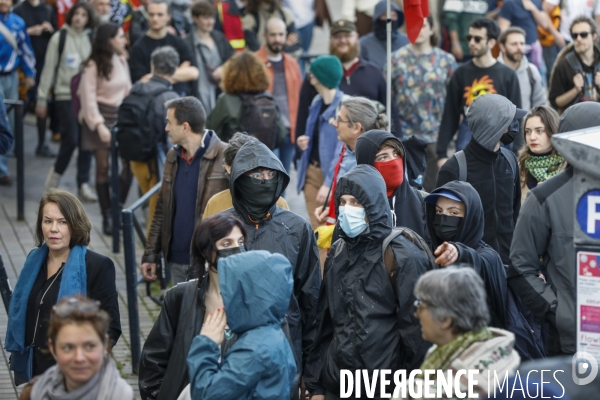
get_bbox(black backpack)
[116,87,169,161]
[238,92,281,150]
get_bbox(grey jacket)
[498,54,547,111]
[509,102,600,354]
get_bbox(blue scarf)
[4,244,87,354]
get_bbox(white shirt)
[546,0,600,40]
[282,0,316,28]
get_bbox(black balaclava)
[373,1,403,41]
[235,175,279,220]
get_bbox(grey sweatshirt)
[498,53,547,111]
[37,25,92,106]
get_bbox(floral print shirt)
[387,46,457,143]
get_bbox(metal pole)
[122,209,140,374]
[386,0,392,130]
[111,130,120,253]
[0,254,12,314]
[14,102,24,221]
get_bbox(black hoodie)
[355,130,429,244]
[224,141,321,376]
[305,165,432,397]
[426,181,507,329]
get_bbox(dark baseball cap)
[514,107,527,119]
[330,19,357,36]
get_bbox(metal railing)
[3,100,25,221]
[122,181,166,374]
[0,254,11,314]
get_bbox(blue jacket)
[187,251,297,399]
[0,13,35,76]
[297,89,344,194]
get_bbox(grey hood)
[558,102,600,133]
[467,94,517,152]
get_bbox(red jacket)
[255,45,302,143]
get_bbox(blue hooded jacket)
[187,250,297,399]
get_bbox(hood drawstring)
[248,213,271,230]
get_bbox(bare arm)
[555,86,581,108]
[498,16,511,31]
[171,61,199,83]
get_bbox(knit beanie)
[309,55,343,89]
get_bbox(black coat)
[435,139,521,265]
[426,181,508,329]
[355,130,429,245]
[225,141,322,378]
[139,280,210,400]
[305,165,432,397]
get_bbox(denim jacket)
[297,90,344,193]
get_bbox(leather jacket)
[142,131,228,264]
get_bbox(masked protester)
[424,181,508,329]
[305,164,433,399]
[139,214,247,400]
[436,94,524,265]
[355,130,429,242]
[224,140,321,391]
[358,0,409,72]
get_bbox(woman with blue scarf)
[5,189,121,384]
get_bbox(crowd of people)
[1,0,600,398]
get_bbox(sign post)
[553,128,600,361]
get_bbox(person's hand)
[314,205,330,224]
[451,44,463,61]
[286,32,299,46]
[212,65,223,81]
[434,242,459,267]
[595,72,600,87]
[97,123,112,144]
[141,262,157,281]
[27,25,44,36]
[300,379,310,400]
[166,25,178,36]
[41,21,54,33]
[521,0,536,12]
[437,157,448,170]
[25,77,35,90]
[35,106,47,119]
[200,308,227,345]
[311,396,325,400]
[315,185,330,205]
[538,272,546,282]
[297,135,309,151]
[139,73,153,83]
[554,32,566,48]
[574,73,585,91]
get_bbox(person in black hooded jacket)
[424,181,508,329]
[305,164,433,399]
[355,129,429,243]
[223,140,321,388]
[436,94,524,265]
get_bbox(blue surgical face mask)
[338,205,368,238]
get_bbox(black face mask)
[235,175,279,220]
[214,246,245,271]
[374,18,400,41]
[433,214,463,242]
[501,119,520,145]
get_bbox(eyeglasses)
[571,31,591,39]
[413,299,431,311]
[465,34,485,43]
[52,297,101,318]
[336,115,353,125]
[248,170,279,184]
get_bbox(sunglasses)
[52,297,101,318]
[465,34,486,43]
[571,31,591,39]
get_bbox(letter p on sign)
[577,191,600,239]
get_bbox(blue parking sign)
[577,190,600,239]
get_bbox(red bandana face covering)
[374,158,404,197]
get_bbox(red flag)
[404,0,430,43]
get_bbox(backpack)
[116,86,170,161]
[238,92,281,150]
[454,147,517,182]
[382,227,437,292]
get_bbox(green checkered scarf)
[524,154,564,183]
